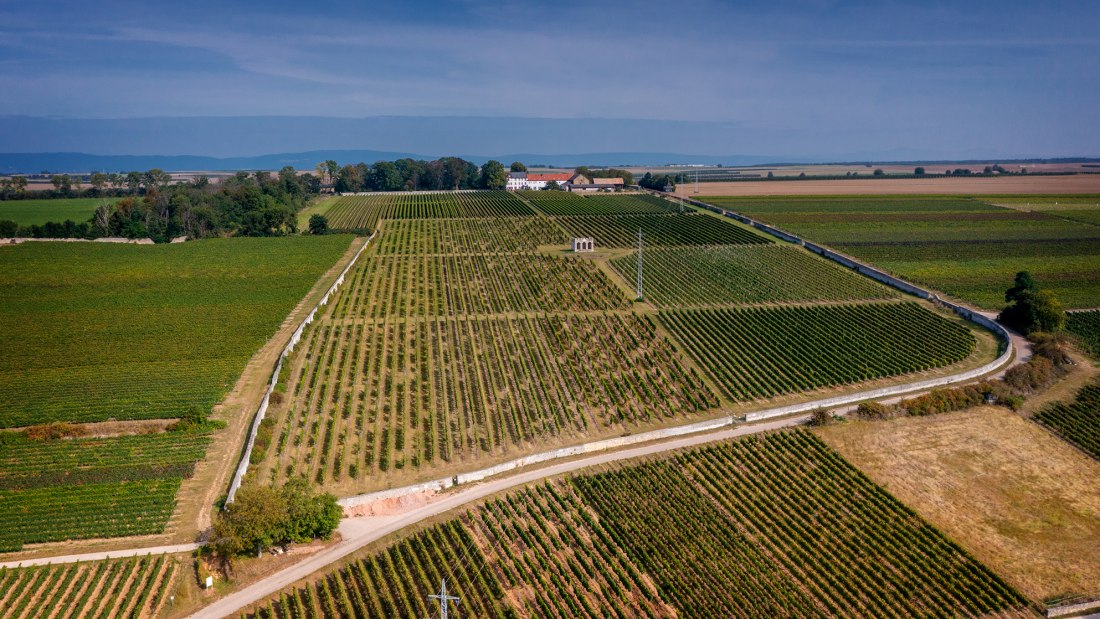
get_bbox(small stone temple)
[571,237,595,253]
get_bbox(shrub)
[855,401,894,420]
[25,422,87,441]
[806,408,837,426]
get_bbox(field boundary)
[225,232,377,503]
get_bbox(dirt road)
[186,416,805,618]
[674,174,1100,196]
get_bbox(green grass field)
[700,194,1100,309]
[0,198,113,227]
[0,236,354,427]
[0,236,353,550]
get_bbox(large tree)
[510,161,527,172]
[479,160,508,189]
[212,480,340,561]
[999,271,1065,334]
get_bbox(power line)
[429,579,460,619]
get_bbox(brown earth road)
[674,174,1100,196]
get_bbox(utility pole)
[429,579,460,619]
[636,229,644,301]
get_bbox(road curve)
[186,415,806,619]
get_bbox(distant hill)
[0,151,777,174]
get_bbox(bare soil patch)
[815,407,1100,602]
[676,175,1100,197]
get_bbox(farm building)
[571,177,626,192]
[571,237,595,252]
[506,172,575,190]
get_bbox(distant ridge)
[0,151,775,174]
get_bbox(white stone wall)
[226,233,377,504]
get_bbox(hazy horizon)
[2,1,1098,158]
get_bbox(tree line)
[320,157,512,192]
[3,168,314,242]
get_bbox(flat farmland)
[240,431,1031,618]
[609,245,897,307]
[521,190,678,216]
[816,408,1100,602]
[0,236,352,551]
[0,197,110,227]
[253,197,994,496]
[700,195,1100,309]
[0,236,354,427]
[660,302,976,402]
[1068,310,1100,358]
[0,554,180,619]
[325,191,535,232]
[1033,380,1100,459]
[675,174,1100,196]
[555,213,771,247]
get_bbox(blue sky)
[1,0,1097,157]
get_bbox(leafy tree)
[999,271,1065,334]
[50,174,72,194]
[479,160,508,189]
[370,161,403,191]
[0,219,17,236]
[543,180,561,191]
[308,214,329,235]
[1005,271,1038,304]
[509,161,527,172]
[914,167,925,175]
[873,169,885,176]
[212,481,341,562]
[89,172,108,193]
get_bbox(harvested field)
[815,407,1100,602]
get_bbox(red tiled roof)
[527,173,572,182]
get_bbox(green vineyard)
[660,302,976,401]
[699,194,1100,309]
[0,555,178,619]
[241,431,1030,618]
[0,236,354,427]
[609,245,896,307]
[325,191,536,232]
[370,217,568,254]
[1033,380,1100,459]
[330,250,629,318]
[521,190,678,216]
[0,478,181,551]
[1067,310,1100,360]
[264,312,716,489]
[556,213,771,247]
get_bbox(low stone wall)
[337,416,735,514]
[1046,597,1100,618]
[226,233,377,503]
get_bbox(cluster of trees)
[999,271,1065,335]
[638,172,677,191]
[0,169,184,200]
[325,157,512,192]
[211,479,341,564]
[5,168,315,241]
